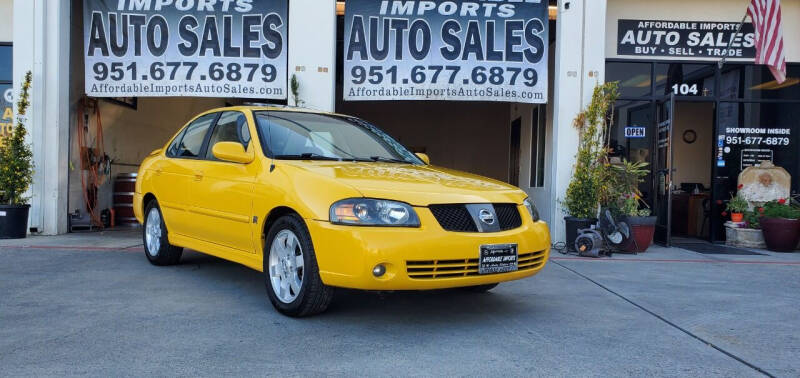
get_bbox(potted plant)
[725,209,766,249]
[562,82,619,248]
[725,192,748,223]
[758,198,800,252]
[609,160,656,252]
[0,71,34,239]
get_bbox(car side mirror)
[212,141,255,164]
[415,152,430,165]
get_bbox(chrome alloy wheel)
[268,230,305,304]
[145,207,162,256]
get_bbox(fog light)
[372,264,386,277]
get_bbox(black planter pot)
[564,216,597,251]
[0,204,30,239]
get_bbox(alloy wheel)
[268,229,305,303]
[145,207,162,256]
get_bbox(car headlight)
[330,198,420,227]
[523,198,540,222]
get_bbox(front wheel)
[142,200,183,266]
[264,214,334,317]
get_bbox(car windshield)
[254,111,423,164]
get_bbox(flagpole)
[718,12,749,69]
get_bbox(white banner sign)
[83,0,288,99]
[344,0,549,103]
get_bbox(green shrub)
[563,82,619,219]
[759,198,800,220]
[0,71,34,205]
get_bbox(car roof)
[200,105,350,118]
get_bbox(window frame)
[203,110,251,161]
[0,42,12,85]
[164,112,220,160]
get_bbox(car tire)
[264,214,334,317]
[142,200,183,266]
[462,283,499,292]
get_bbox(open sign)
[625,126,646,138]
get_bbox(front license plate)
[479,244,518,274]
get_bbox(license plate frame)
[478,244,518,274]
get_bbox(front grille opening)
[406,250,545,280]
[428,203,523,233]
[494,204,523,231]
[428,205,477,232]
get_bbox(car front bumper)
[307,206,550,290]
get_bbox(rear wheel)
[462,283,499,293]
[143,200,183,266]
[264,214,334,317]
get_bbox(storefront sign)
[83,0,288,99]
[343,0,548,103]
[617,19,755,58]
[624,126,646,138]
[721,126,792,171]
[0,84,12,145]
[741,149,773,170]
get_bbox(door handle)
[194,171,204,181]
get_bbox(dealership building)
[0,0,798,246]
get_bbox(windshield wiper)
[367,156,410,164]
[274,153,342,161]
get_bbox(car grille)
[406,250,546,279]
[428,204,522,232]
[428,205,478,232]
[494,204,523,230]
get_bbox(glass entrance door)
[654,95,675,246]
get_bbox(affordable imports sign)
[344,0,548,103]
[617,19,755,59]
[83,0,288,99]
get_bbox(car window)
[174,113,216,158]
[205,111,249,160]
[166,128,187,157]
[254,111,422,164]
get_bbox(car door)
[153,113,218,237]
[185,111,259,253]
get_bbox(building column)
[287,0,337,112]
[549,0,607,243]
[13,0,70,235]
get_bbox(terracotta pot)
[622,216,656,252]
[0,204,30,239]
[731,213,744,222]
[760,217,800,252]
[564,217,597,251]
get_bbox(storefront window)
[606,62,652,98]
[654,63,715,97]
[610,100,654,206]
[716,102,800,194]
[720,64,800,100]
[0,44,11,82]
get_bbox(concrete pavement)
[1,231,798,377]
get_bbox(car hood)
[283,161,526,206]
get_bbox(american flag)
[747,0,787,84]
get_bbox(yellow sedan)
[134,106,550,316]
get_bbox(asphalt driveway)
[1,231,798,377]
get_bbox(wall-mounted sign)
[624,126,646,138]
[741,149,773,170]
[343,0,548,103]
[617,19,755,58]
[83,0,288,99]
